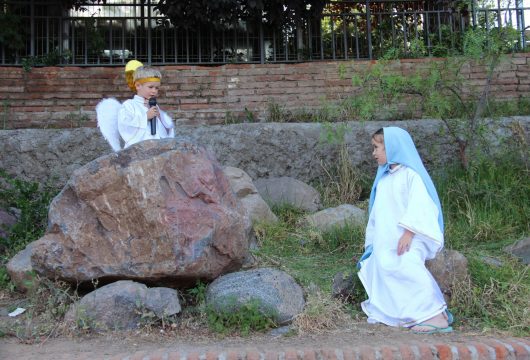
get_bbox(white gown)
[118,95,175,148]
[358,165,446,327]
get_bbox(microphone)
[148,97,157,135]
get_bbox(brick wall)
[1,53,529,129]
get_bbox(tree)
[57,0,106,10]
[154,0,327,29]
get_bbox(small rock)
[6,242,39,292]
[301,204,366,232]
[0,208,18,239]
[65,280,181,331]
[504,237,530,264]
[268,325,292,337]
[254,177,321,212]
[480,256,504,268]
[332,271,357,300]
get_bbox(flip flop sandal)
[445,309,454,325]
[411,324,453,335]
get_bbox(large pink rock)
[31,139,251,287]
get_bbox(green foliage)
[437,156,529,250]
[266,99,286,122]
[243,107,256,123]
[0,266,12,290]
[342,26,524,168]
[463,26,519,60]
[0,171,56,257]
[450,256,529,335]
[84,18,106,56]
[433,154,529,335]
[187,280,208,305]
[21,50,73,72]
[319,122,349,146]
[206,297,277,335]
[0,13,25,54]
[0,171,56,290]
[155,0,327,29]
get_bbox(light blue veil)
[368,127,444,232]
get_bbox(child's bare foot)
[410,313,449,333]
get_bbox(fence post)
[260,21,265,64]
[366,0,372,59]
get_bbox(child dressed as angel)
[96,60,174,151]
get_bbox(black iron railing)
[0,0,528,66]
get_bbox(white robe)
[118,95,175,148]
[358,165,446,327]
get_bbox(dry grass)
[320,144,364,207]
[450,264,530,335]
[292,286,353,335]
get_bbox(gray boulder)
[426,249,468,301]
[65,280,181,331]
[205,267,305,325]
[300,204,365,232]
[504,237,530,264]
[6,242,39,292]
[254,177,321,212]
[223,166,278,224]
[0,208,18,240]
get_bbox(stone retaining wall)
[1,118,528,189]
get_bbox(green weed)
[0,171,56,257]
[450,256,529,336]
[186,280,208,305]
[206,297,277,336]
[0,171,57,291]
[437,157,529,250]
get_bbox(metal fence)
[0,0,528,66]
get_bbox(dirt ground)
[0,317,513,360]
[0,287,520,360]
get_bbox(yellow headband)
[135,77,161,84]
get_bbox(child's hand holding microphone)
[146,105,158,120]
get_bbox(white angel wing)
[96,98,122,152]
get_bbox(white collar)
[389,164,403,173]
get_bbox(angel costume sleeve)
[118,95,175,149]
